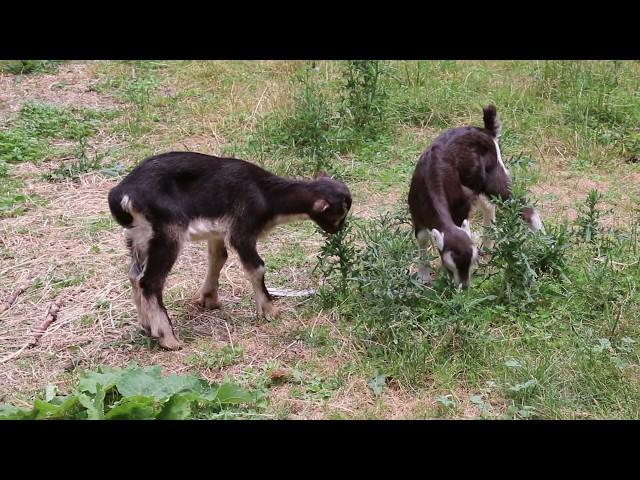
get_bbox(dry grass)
[0,62,120,121]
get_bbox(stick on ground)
[0,297,65,364]
[30,298,64,346]
[0,278,35,315]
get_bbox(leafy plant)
[0,364,260,420]
[575,189,603,244]
[340,60,388,136]
[43,139,112,182]
[251,64,339,176]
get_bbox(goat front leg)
[230,234,278,319]
[476,194,496,252]
[416,229,434,285]
[197,236,228,309]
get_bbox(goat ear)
[461,219,471,237]
[316,171,330,179]
[431,229,444,251]
[312,198,330,213]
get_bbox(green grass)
[0,100,120,216]
[0,60,64,75]
[311,183,640,418]
[187,344,245,369]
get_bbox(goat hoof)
[417,270,433,285]
[157,334,181,351]
[197,293,221,309]
[258,302,280,320]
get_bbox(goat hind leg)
[138,229,182,350]
[125,235,149,333]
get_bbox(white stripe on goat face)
[494,139,509,176]
[442,251,461,286]
[332,201,350,229]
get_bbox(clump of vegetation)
[0,102,112,165]
[42,139,116,182]
[237,61,390,177]
[311,155,639,416]
[254,65,339,175]
[0,167,28,218]
[187,345,245,369]
[339,60,389,140]
[0,60,64,75]
[0,364,261,420]
[486,193,569,303]
[575,189,603,244]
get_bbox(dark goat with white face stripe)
[108,152,351,350]
[408,105,543,289]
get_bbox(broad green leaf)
[0,404,29,420]
[115,365,202,400]
[78,365,124,394]
[157,394,192,420]
[508,379,538,393]
[28,396,83,419]
[435,395,456,408]
[76,384,106,420]
[504,359,522,369]
[105,396,157,420]
[367,373,386,397]
[212,383,255,404]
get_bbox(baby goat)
[408,105,543,289]
[108,152,352,350]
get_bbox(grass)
[0,98,120,215]
[0,60,64,75]
[1,60,639,419]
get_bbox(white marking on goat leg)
[124,206,153,264]
[416,229,434,285]
[529,209,544,232]
[140,295,180,350]
[128,262,144,319]
[477,194,496,250]
[243,264,279,318]
[494,139,509,176]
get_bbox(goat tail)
[107,187,134,227]
[482,104,501,137]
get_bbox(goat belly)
[186,217,230,241]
